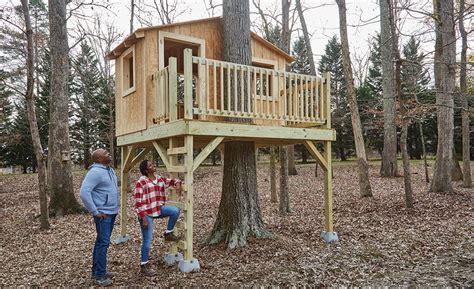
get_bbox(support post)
[169,57,178,121]
[114,145,131,244]
[183,49,193,120]
[178,135,200,272]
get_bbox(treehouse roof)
[106,16,295,63]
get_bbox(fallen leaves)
[0,162,472,286]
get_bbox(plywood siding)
[116,40,146,136]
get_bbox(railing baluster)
[240,65,244,115]
[169,57,177,121]
[247,66,251,116]
[253,67,257,117]
[320,76,324,122]
[213,61,217,113]
[310,77,314,121]
[206,60,210,113]
[234,64,237,114]
[227,63,231,114]
[220,63,224,113]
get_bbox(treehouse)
[107,17,337,273]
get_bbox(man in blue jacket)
[80,148,119,287]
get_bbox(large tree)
[21,0,49,229]
[47,0,82,216]
[318,35,353,161]
[379,0,398,177]
[430,0,456,193]
[207,0,269,248]
[336,0,373,197]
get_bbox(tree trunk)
[279,146,290,214]
[451,151,463,182]
[130,0,135,34]
[458,0,472,188]
[207,0,269,248]
[48,0,81,216]
[21,0,50,230]
[418,121,430,183]
[270,147,278,203]
[430,0,455,193]
[401,119,413,208]
[379,0,398,177]
[295,0,316,75]
[336,0,373,197]
[288,145,298,175]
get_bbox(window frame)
[121,45,136,97]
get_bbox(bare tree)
[458,0,472,188]
[430,0,456,193]
[270,147,278,203]
[207,0,270,248]
[134,0,188,26]
[379,0,398,177]
[20,0,49,229]
[400,117,413,208]
[130,0,135,33]
[48,0,82,216]
[336,0,373,197]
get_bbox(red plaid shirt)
[134,175,180,219]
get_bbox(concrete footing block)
[163,252,184,266]
[320,231,339,243]
[113,234,130,244]
[178,258,200,273]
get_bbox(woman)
[134,159,182,276]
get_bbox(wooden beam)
[123,147,151,172]
[304,140,328,171]
[192,137,224,172]
[152,141,170,169]
[122,144,137,173]
[119,146,129,236]
[183,49,193,120]
[134,30,145,38]
[188,121,336,141]
[167,147,187,155]
[117,121,187,146]
[324,141,334,232]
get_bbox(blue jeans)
[139,205,180,263]
[92,214,116,278]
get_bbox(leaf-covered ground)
[1,162,472,286]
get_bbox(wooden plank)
[325,72,331,128]
[167,147,187,155]
[152,140,170,169]
[184,135,194,260]
[123,146,150,172]
[119,146,130,236]
[303,140,328,171]
[183,48,193,119]
[116,120,187,146]
[168,165,186,173]
[188,120,336,141]
[169,57,178,121]
[192,137,224,172]
[166,201,187,211]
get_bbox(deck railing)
[153,48,331,128]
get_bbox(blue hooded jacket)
[80,163,119,216]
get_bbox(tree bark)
[336,0,373,197]
[21,0,50,229]
[418,121,430,183]
[458,0,472,188]
[451,150,463,182]
[270,147,278,203]
[295,0,316,75]
[379,0,398,177]
[207,0,269,248]
[401,118,413,208]
[288,145,298,175]
[430,0,455,193]
[48,0,82,216]
[130,0,135,34]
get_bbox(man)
[80,149,119,286]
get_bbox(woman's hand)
[175,182,182,194]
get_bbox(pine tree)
[318,35,354,160]
[70,42,103,169]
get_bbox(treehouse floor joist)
[114,119,338,273]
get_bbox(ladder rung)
[167,147,187,155]
[176,220,187,230]
[176,240,187,250]
[166,201,187,211]
[168,165,186,173]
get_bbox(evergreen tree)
[70,41,103,169]
[317,35,354,160]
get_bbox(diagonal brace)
[304,140,328,171]
[192,137,224,172]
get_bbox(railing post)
[183,48,193,120]
[169,57,178,121]
[324,72,331,128]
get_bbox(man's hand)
[142,217,148,229]
[96,212,106,220]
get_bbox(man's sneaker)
[95,276,113,286]
[140,263,157,276]
[91,272,115,279]
[164,232,182,242]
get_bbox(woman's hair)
[139,159,149,176]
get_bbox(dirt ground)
[0,162,472,287]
